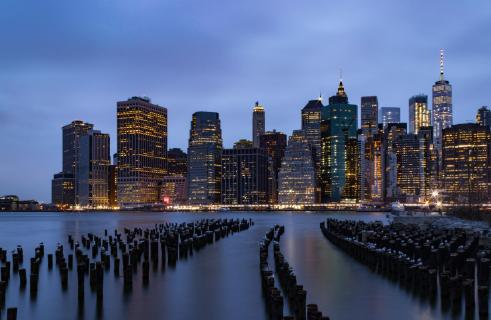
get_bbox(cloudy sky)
[1,0,490,202]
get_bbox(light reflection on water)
[0,211,457,319]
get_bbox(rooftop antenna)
[440,49,444,81]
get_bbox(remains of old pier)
[321,218,490,318]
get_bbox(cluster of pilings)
[273,243,329,320]
[260,226,285,320]
[321,218,490,318]
[0,218,253,319]
[260,225,329,320]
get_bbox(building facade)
[160,176,187,205]
[259,130,287,204]
[442,124,491,205]
[221,146,269,205]
[409,95,430,134]
[277,130,316,204]
[320,81,358,202]
[394,134,422,203]
[78,130,111,207]
[117,97,168,208]
[380,107,401,128]
[252,102,265,148]
[187,112,223,204]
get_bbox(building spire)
[337,69,346,97]
[440,49,444,81]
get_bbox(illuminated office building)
[252,102,265,148]
[320,80,358,202]
[343,136,360,201]
[394,134,422,202]
[380,107,401,128]
[117,97,168,208]
[442,124,491,204]
[78,130,111,207]
[221,145,268,205]
[477,106,491,127]
[301,97,323,201]
[187,112,223,204]
[382,123,407,202]
[409,95,430,134]
[259,130,287,204]
[359,125,383,203]
[277,130,316,204]
[432,49,453,160]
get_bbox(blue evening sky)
[1,0,490,201]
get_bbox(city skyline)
[1,1,491,201]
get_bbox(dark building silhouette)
[221,145,268,205]
[259,130,287,204]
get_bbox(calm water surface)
[0,211,453,319]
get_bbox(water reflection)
[0,211,477,319]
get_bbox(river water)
[0,211,456,319]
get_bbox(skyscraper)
[359,125,384,202]
[277,130,316,204]
[252,102,265,148]
[221,145,268,205]
[78,130,111,207]
[52,120,95,206]
[259,130,287,204]
[320,80,358,202]
[394,134,422,203]
[442,124,491,205]
[187,111,223,204]
[432,49,453,159]
[476,106,491,127]
[361,96,378,132]
[55,120,94,205]
[301,97,323,201]
[382,123,407,202]
[418,126,438,200]
[409,95,430,134]
[380,107,401,128]
[117,97,168,208]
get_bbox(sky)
[1,0,491,202]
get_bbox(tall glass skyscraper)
[320,80,358,202]
[117,97,168,208]
[380,107,400,128]
[409,95,430,134]
[277,130,316,204]
[432,49,453,158]
[252,102,265,148]
[187,111,223,204]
